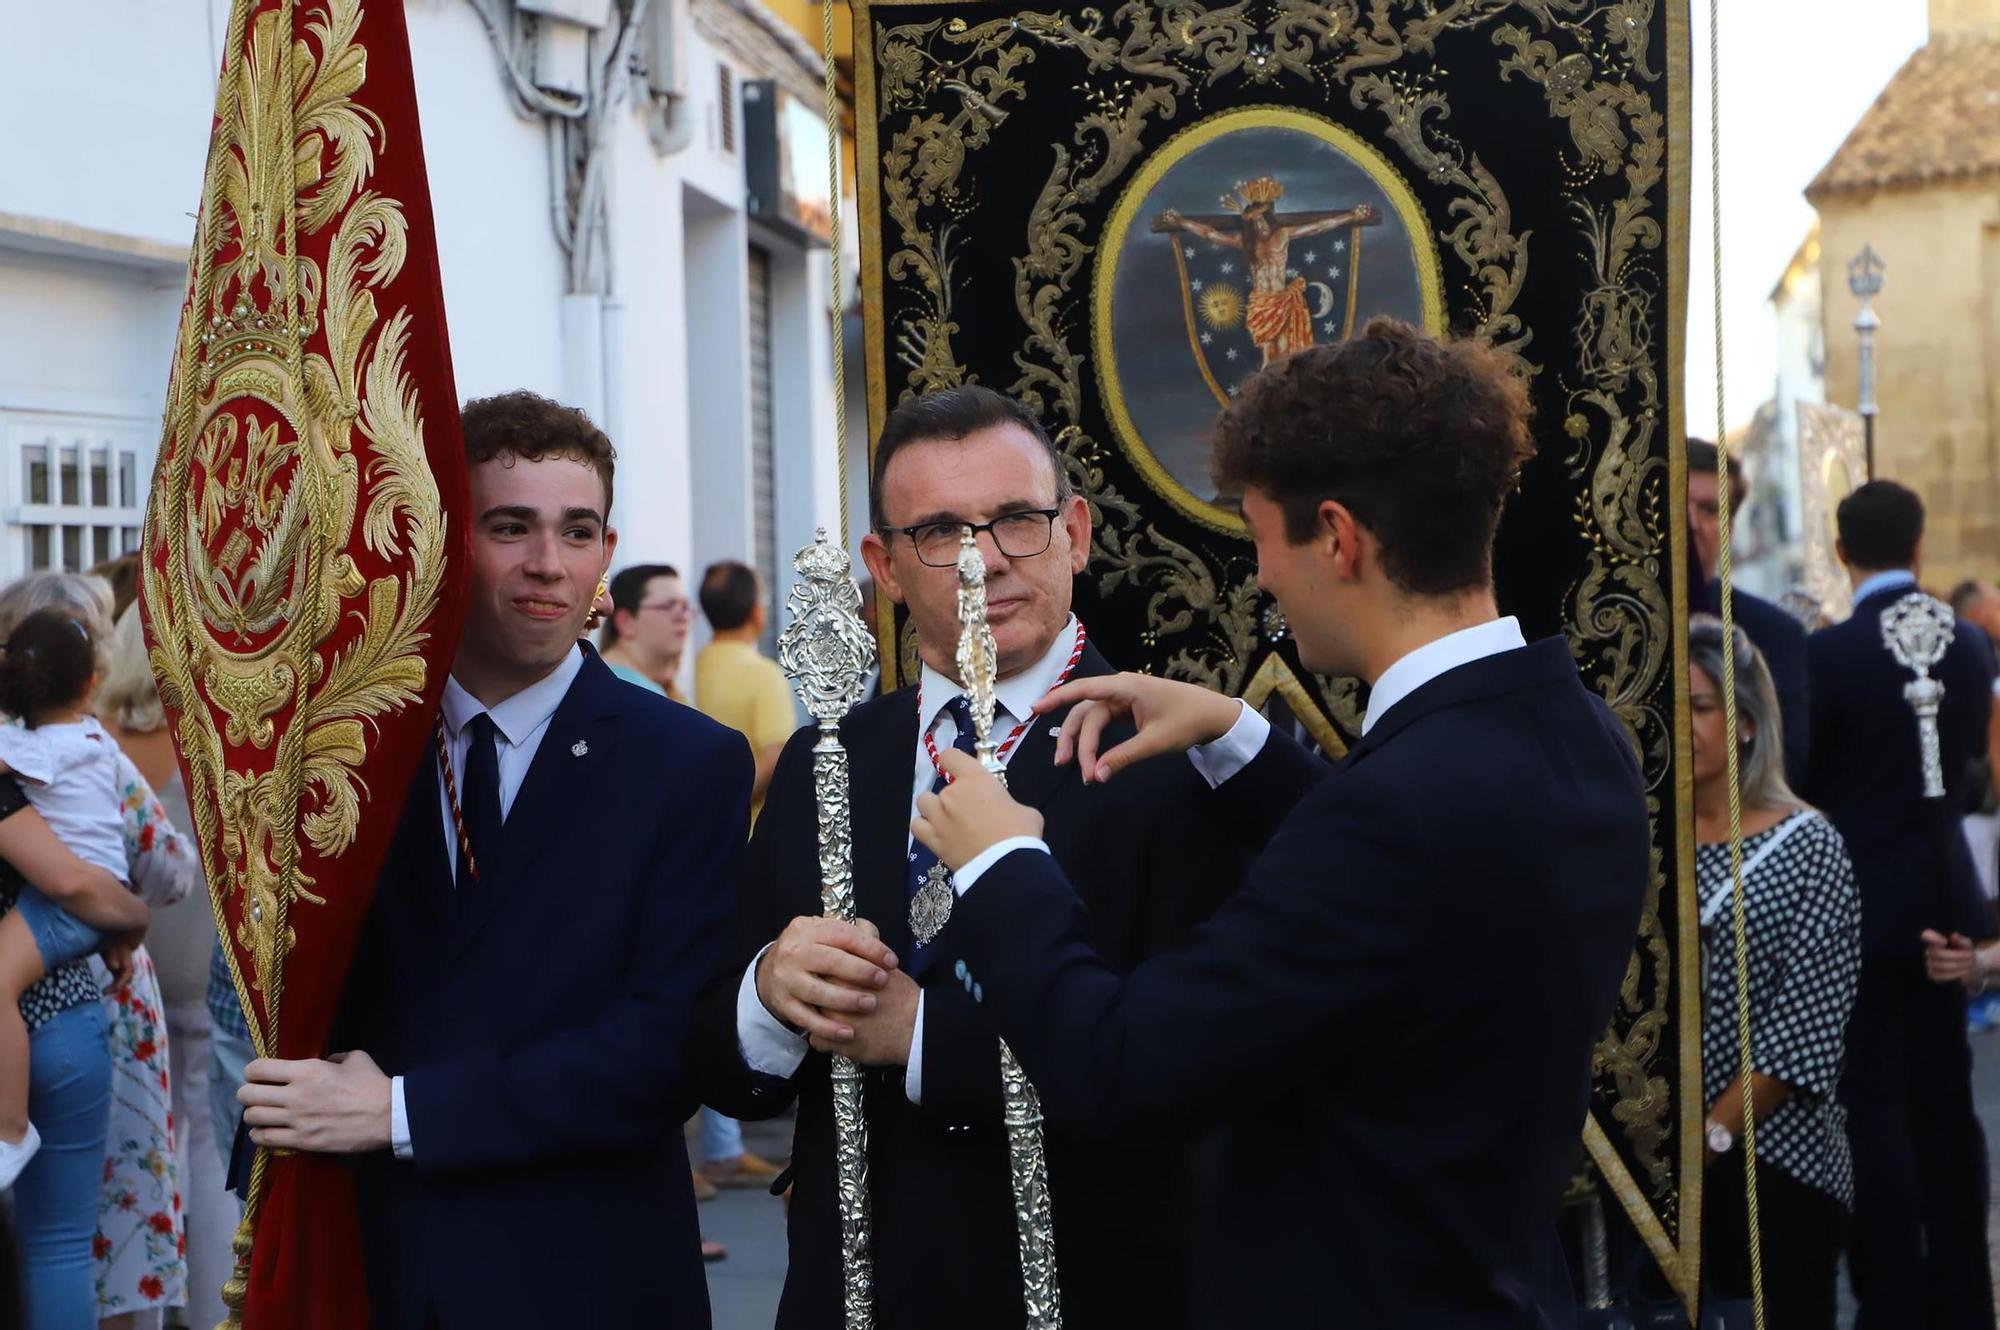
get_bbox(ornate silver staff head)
[955,528,1005,776]
[1881,590,1956,799]
[778,529,877,730]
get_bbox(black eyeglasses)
[879,508,1061,568]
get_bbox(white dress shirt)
[390,645,585,1159]
[1359,616,1526,735]
[734,617,1085,1104]
[953,616,1530,895]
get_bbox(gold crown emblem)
[1222,176,1285,212]
[196,294,317,387]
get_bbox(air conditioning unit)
[517,0,616,28]
[533,15,595,98]
[640,0,682,99]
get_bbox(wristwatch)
[1705,1118,1734,1156]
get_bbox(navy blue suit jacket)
[1701,582,1812,789]
[1802,587,1997,958]
[344,648,751,1329]
[694,645,1249,1329]
[942,638,1652,1328]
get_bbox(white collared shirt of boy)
[951,615,1531,894]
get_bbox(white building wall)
[0,1,228,253]
[0,0,841,631]
[407,1,571,403]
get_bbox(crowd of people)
[1684,442,2000,1329]
[0,323,1994,1329]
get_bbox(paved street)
[704,1036,2000,1329]
[702,1115,793,1330]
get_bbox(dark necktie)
[456,712,503,893]
[906,696,986,976]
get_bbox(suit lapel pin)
[571,739,589,758]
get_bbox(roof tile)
[1807,34,2000,201]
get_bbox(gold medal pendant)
[911,861,955,945]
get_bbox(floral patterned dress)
[92,758,197,1316]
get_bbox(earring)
[585,575,611,632]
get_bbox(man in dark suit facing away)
[1801,479,1996,1329]
[236,392,753,1328]
[693,385,1250,1328]
[884,319,1652,1327]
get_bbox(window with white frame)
[0,412,153,582]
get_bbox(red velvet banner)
[139,2,467,1323]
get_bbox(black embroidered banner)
[854,0,1697,1301]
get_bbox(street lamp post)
[1848,244,1885,479]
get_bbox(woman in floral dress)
[92,762,195,1327]
[99,596,236,1330]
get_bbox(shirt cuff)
[390,1076,412,1160]
[1187,697,1271,788]
[904,991,926,1105]
[737,945,809,1078]
[952,836,1051,896]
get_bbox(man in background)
[1805,481,1996,1328]
[1949,579,2000,967]
[695,561,796,819]
[601,563,693,700]
[1951,577,2000,787]
[690,558,794,1194]
[1687,438,1810,785]
[598,558,739,1238]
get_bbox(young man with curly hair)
[879,318,1653,1324]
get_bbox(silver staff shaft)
[779,530,878,1330]
[955,531,1063,1328]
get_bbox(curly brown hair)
[460,391,618,517]
[1212,317,1535,597]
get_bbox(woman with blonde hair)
[1689,614,1861,1328]
[0,574,197,1329]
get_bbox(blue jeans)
[700,1106,744,1164]
[13,890,99,972]
[210,1024,254,1174]
[13,1000,110,1330]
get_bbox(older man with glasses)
[692,384,1256,1329]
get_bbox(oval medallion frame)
[1092,105,1447,535]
